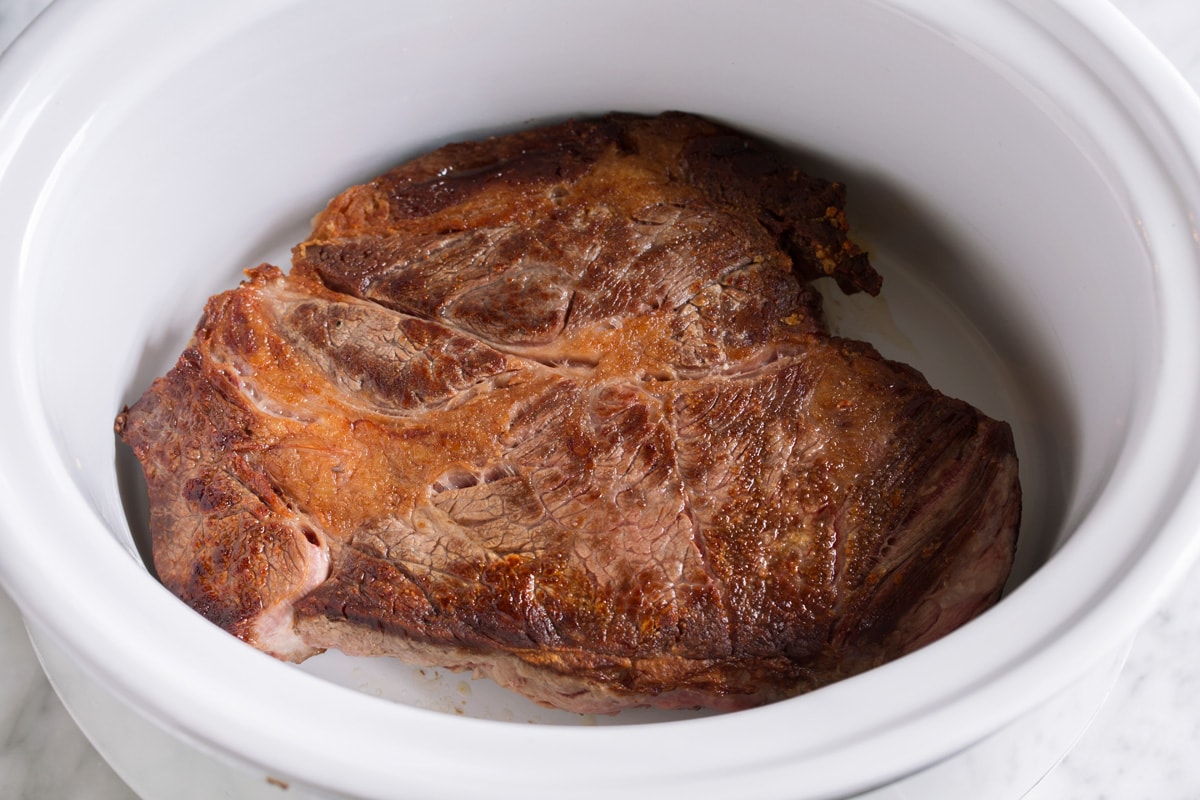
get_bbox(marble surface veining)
[2,1,1200,798]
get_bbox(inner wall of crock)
[25,0,1153,698]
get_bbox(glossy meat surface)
[116,113,1019,712]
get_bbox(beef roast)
[115,112,1020,713]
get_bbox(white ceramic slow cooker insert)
[2,1,1200,798]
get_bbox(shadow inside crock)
[115,435,155,578]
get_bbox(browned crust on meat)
[116,112,1018,712]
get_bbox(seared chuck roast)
[116,112,1020,713]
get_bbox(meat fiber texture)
[116,112,1020,714]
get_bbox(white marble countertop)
[3,1,1200,798]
